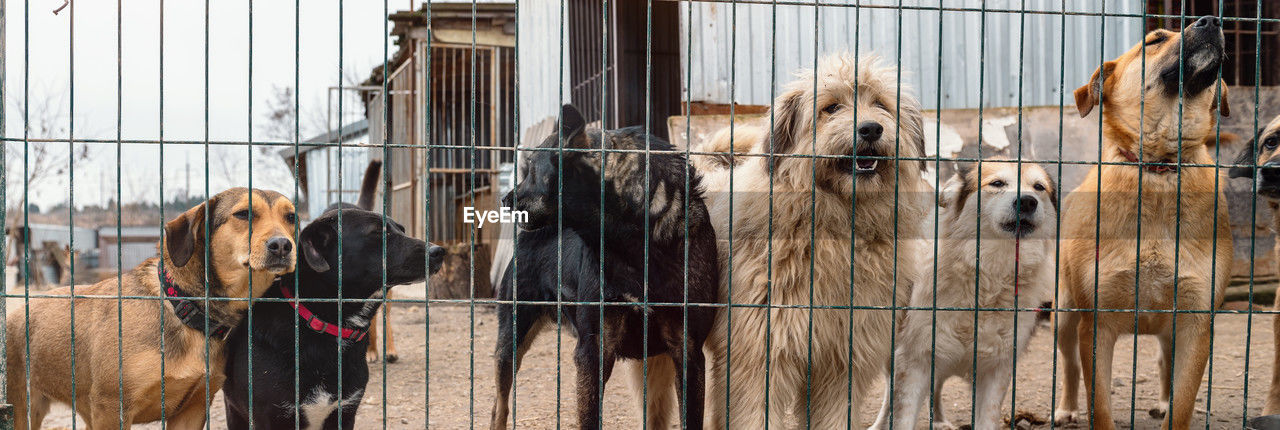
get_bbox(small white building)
[96,225,161,272]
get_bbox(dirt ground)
[26,300,1280,429]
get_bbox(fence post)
[0,0,11,421]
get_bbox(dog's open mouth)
[841,148,880,176]
[1001,219,1038,237]
[856,158,878,173]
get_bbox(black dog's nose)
[1261,164,1280,183]
[1193,16,1221,29]
[266,237,293,257]
[857,121,884,141]
[428,245,446,273]
[1014,195,1038,214]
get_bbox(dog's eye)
[1145,35,1168,46]
[1265,136,1279,150]
[233,210,251,221]
[1033,183,1046,192]
[822,103,841,115]
[989,180,1007,188]
[285,213,297,224]
[874,100,890,111]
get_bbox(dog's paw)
[930,422,958,430]
[384,353,399,363]
[1148,402,1169,419]
[366,350,381,363]
[1052,409,1077,425]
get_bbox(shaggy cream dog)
[870,160,1057,430]
[685,54,930,429]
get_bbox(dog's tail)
[691,126,760,173]
[356,160,383,211]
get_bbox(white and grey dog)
[871,159,1057,430]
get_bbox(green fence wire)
[0,1,1278,429]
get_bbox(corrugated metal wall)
[517,0,571,144]
[100,242,159,272]
[304,144,372,219]
[519,1,1148,133]
[682,0,1144,109]
[20,224,97,253]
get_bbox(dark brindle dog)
[223,161,445,429]
[489,105,718,430]
[1229,113,1280,416]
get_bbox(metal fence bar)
[0,0,7,421]
[1242,1,1267,424]
[65,0,76,427]
[971,3,989,427]
[17,1,29,428]
[1048,2,1067,428]
[114,0,126,426]
[423,0,436,425]
[290,0,302,427]
[5,1,1280,429]
[927,2,946,427]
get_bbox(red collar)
[279,284,368,341]
[159,265,234,340]
[1117,148,1178,174]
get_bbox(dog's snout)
[428,245,446,274]
[1260,163,1280,182]
[1193,15,1221,29]
[266,236,293,257]
[1015,195,1038,214]
[857,121,884,142]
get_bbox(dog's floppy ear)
[938,162,975,210]
[1212,81,1231,118]
[299,226,332,273]
[164,201,209,268]
[944,164,978,215]
[1074,61,1117,118]
[894,97,928,172]
[766,88,806,173]
[1228,134,1259,179]
[937,173,966,209]
[558,104,589,149]
[1045,173,1060,213]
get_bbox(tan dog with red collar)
[6,188,296,430]
[1053,16,1232,430]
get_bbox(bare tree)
[261,62,370,146]
[259,85,300,143]
[248,63,372,195]
[5,87,94,211]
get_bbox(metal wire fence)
[2,0,1280,429]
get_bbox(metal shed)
[364,1,516,248]
[279,120,374,221]
[518,0,1276,134]
[96,226,161,273]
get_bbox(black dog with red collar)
[221,203,444,430]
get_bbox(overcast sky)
[4,0,402,209]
